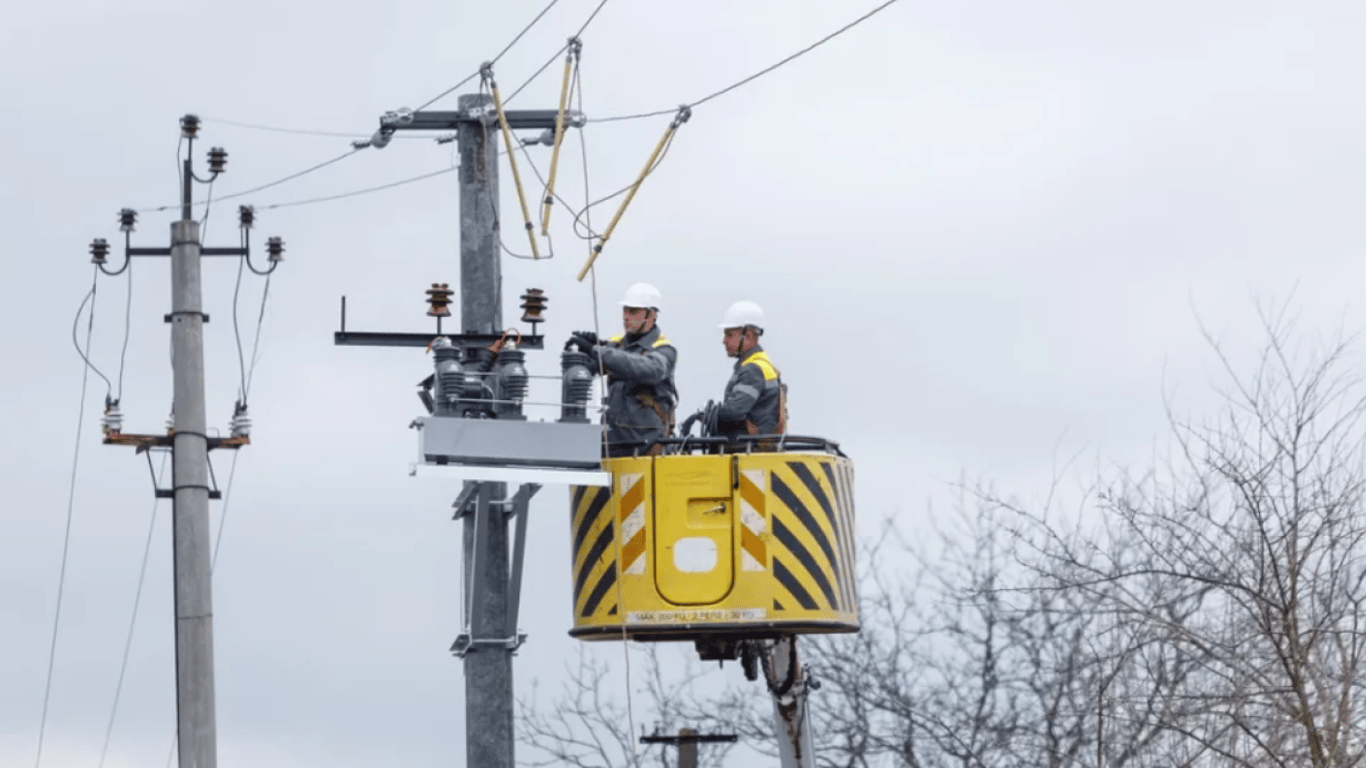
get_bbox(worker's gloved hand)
[679,409,702,437]
[570,330,600,350]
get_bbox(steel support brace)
[452,481,540,659]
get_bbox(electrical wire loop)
[575,105,691,282]
[482,64,542,259]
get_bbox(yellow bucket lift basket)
[567,436,858,644]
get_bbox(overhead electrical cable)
[504,0,611,105]
[413,0,565,112]
[37,266,105,768]
[590,0,901,123]
[97,453,169,768]
[137,146,367,214]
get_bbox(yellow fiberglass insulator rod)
[541,37,581,236]
[483,63,541,259]
[575,105,692,282]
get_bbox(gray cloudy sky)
[4,0,1366,766]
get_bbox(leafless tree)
[992,302,1366,768]
[517,641,741,768]
[521,302,1366,768]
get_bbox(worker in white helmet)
[712,300,786,446]
[567,282,679,456]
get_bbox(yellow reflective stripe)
[652,334,672,349]
[744,350,780,381]
[608,334,624,343]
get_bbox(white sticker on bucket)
[673,537,718,573]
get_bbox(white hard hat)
[618,282,662,311]
[719,300,765,331]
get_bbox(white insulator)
[101,404,124,434]
[230,408,252,438]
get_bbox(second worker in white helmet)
[714,300,787,443]
[568,282,680,457]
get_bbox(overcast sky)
[4,0,1366,766]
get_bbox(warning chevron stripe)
[739,469,767,572]
[618,472,647,575]
[821,460,858,611]
[571,485,616,618]
[771,465,843,610]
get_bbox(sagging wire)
[575,104,691,282]
[97,452,169,768]
[72,267,114,399]
[476,85,556,262]
[38,265,106,768]
[231,239,250,406]
[483,63,542,259]
[539,37,581,236]
[505,64,682,256]
[232,207,277,434]
[115,255,134,403]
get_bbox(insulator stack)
[520,288,548,334]
[101,400,124,434]
[497,347,529,402]
[433,339,465,410]
[559,349,594,424]
[426,283,454,317]
[207,146,228,174]
[230,403,252,438]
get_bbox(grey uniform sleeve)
[599,344,677,385]
[716,363,765,422]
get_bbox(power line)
[504,0,612,105]
[252,165,457,211]
[137,147,366,214]
[243,274,273,400]
[37,267,104,768]
[199,116,429,140]
[71,271,113,399]
[115,260,134,402]
[231,246,250,403]
[97,453,169,768]
[590,0,901,123]
[414,0,565,112]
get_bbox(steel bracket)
[450,632,528,658]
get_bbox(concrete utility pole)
[350,71,591,768]
[96,113,284,768]
[457,90,514,768]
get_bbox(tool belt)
[635,391,676,437]
[742,383,787,452]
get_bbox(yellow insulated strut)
[576,105,692,282]
[541,37,581,236]
[483,63,541,259]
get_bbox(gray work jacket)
[716,344,785,438]
[596,325,678,454]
